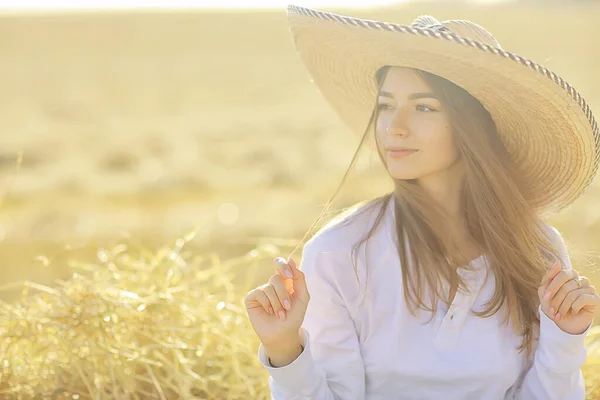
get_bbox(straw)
[0,233,277,399]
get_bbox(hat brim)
[287,5,599,217]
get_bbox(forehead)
[379,67,432,94]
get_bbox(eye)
[416,104,437,112]
[377,103,393,111]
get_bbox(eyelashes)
[416,104,438,112]
[377,104,439,112]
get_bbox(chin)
[388,169,424,180]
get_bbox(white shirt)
[257,197,591,399]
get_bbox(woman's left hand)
[539,260,600,335]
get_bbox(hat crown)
[412,15,502,49]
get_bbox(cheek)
[374,120,388,154]
[375,119,387,142]
[422,124,458,162]
[375,115,459,171]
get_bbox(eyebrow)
[378,91,439,100]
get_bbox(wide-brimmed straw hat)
[286,4,599,217]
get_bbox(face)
[375,67,460,181]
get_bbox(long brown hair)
[288,66,564,356]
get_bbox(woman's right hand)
[244,257,311,348]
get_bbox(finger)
[263,283,288,320]
[274,256,309,302]
[544,269,578,302]
[556,286,591,320]
[268,274,292,310]
[540,260,561,288]
[551,278,581,317]
[274,257,294,279]
[255,288,275,315]
[245,288,274,315]
[268,274,292,314]
[539,261,561,300]
[571,289,599,314]
[287,258,309,302]
[579,276,591,288]
[288,257,297,270]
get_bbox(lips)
[386,147,418,158]
[386,146,418,152]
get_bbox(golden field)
[0,1,600,398]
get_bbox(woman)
[244,5,600,399]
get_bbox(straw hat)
[286,4,599,217]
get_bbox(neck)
[394,160,483,264]
[418,163,482,264]
[416,162,465,225]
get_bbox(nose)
[386,126,409,137]
[386,107,410,137]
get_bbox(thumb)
[288,257,309,303]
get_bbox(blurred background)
[0,0,599,302]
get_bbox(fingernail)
[544,291,551,300]
[274,257,286,265]
[284,269,293,279]
[269,307,274,315]
[555,313,561,321]
[283,299,291,310]
[278,311,286,320]
[549,307,555,315]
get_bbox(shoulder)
[539,221,571,267]
[297,196,392,294]
[303,195,392,256]
[540,222,566,247]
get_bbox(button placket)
[435,268,486,350]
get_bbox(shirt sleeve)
[257,237,366,399]
[508,226,591,399]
